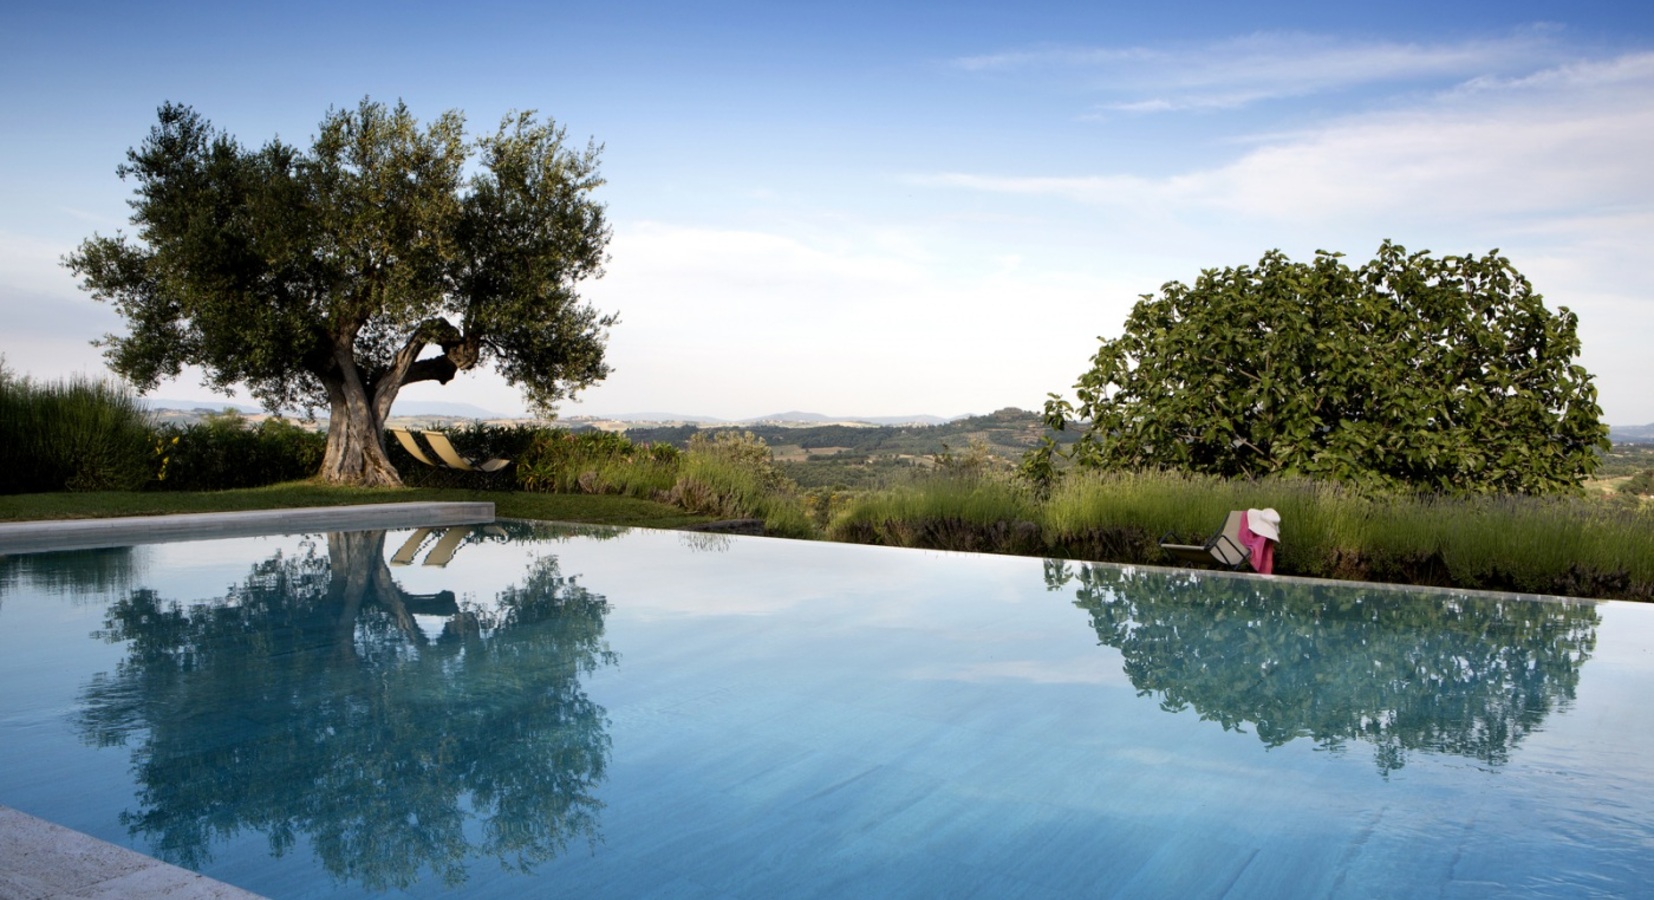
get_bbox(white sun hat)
[1247,508,1281,543]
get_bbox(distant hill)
[576,411,967,427]
[586,412,733,424]
[142,397,509,419]
[142,397,264,414]
[1611,424,1654,444]
[841,413,963,426]
[621,407,1062,456]
[614,407,1070,490]
[388,400,508,418]
[748,411,962,426]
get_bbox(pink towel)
[1238,510,1275,575]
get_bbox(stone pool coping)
[0,501,496,554]
[0,805,266,899]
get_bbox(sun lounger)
[1159,511,1252,570]
[387,427,512,473]
[419,430,512,473]
[389,427,441,467]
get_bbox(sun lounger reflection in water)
[389,524,510,568]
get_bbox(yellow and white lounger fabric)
[387,427,511,473]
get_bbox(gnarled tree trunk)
[318,347,403,487]
[314,321,481,487]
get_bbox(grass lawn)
[0,481,714,530]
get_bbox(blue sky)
[4,1,1652,423]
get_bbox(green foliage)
[1064,470,1654,598]
[802,486,857,531]
[1618,469,1654,497]
[929,437,1009,479]
[1594,443,1654,478]
[513,429,679,497]
[667,432,812,537]
[828,477,1043,555]
[0,365,156,494]
[622,408,1075,493]
[152,412,326,490]
[65,99,614,485]
[623,408,1069,456]
[780,453,928,491]
[829,467,1654,601]
[1045,243,1610,495]
[394,425,808,533]
[826,447,1042,553]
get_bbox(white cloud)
[1456,50,1654,93]
[917,52,1654,225]
[954,28,1568,112]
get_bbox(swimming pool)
[2,520,1652,897]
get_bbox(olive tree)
[67,99,613,486]
[1038,243,1608,494]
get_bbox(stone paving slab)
[0,502,495,554]
[0,805,265,899]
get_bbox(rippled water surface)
[2,522,1652,897]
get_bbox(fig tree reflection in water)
[1044,560,1600,775]
[73,524,616,891]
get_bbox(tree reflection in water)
[76,526,615,891]
[1045,561,1600,775]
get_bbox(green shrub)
[803,486,857,531]
[0,365,155,494]
[154,412,326,491]
[1618,469,1654,498]
[513,428,680,497]
[827,469,1041,553]
[668,432,812,537]
[510,427,810,535]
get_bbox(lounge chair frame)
[1158,510,1252,571]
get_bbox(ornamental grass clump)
[1355,493,1654,599]
[0,365,155,494]
[827,461,1042,554]
[513,428,680,497]
[831,482,1042,554]
[668,432,812,538]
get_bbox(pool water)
[2,521,1652,897]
